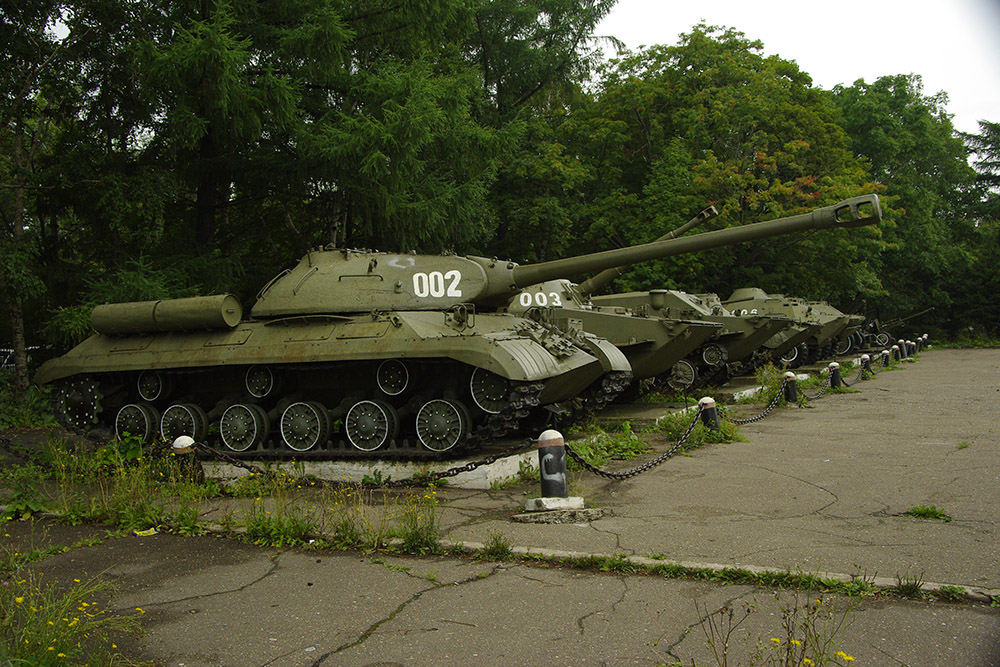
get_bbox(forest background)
[3,0,999,395]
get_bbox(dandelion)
[57,653,67,658]
[15,596,24,604]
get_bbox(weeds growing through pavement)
[681,592,857,667]
[903,505,952,522]
[478,530,513,561]
[0,526,144,665]
[894,571,927,598]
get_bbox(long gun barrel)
[577,206,719,296]
[510,194,881,290]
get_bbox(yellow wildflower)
[791,639,802,646]
[14,597,24,604]
[803,660,814,666]
[770,637,781,644]
[835,650,855,662]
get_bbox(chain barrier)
[728,376,790,425]
[839,364,868,387]
[804,375,831,400]
[563,404,705,480]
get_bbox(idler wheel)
[780,344,801,367]
[160,403,209,442]
[137,371,171,401]
[345,399,400,451]
[874,331,891,348]
[115,403,161,442]
[666,360,697,392]
[220,403,270,452]
[834,336,853,356]
[376,360,410,396]
[245,365,277,399]
[54,376,103,433]
[701,343,729,368]
[469,367,511,415]
[415,398,470,452]
[279,401,331,452]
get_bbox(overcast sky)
[595,0,1000,136]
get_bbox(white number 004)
[412,271,462,298]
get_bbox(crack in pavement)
[575,575,628,636]
[658,588,757,664]
[312,562,506,664]
[120,551,283,612]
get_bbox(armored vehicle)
[590,289,794,388]
[36,194,879,458]
[547,195,880,388]
[724,289,851,366]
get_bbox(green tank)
[36,194,879,458]
[556,195,880,388]
[589,289,795,388]
[724,289,850,367]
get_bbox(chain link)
[564,404,705,480]
[728,376,790,425]
[804,376,831,400]
[839,365,867,387]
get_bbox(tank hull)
[36,311,603,457]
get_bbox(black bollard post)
[171,436,205,483]
[699,397,720,431]
[881,349,891,367]
[861,354,872,375]
[891,345,901,362]
[914,337,921,353]
[898,339,907,359]
[783,371,798,402]
[829,362,842,388]
[537,429,568,499]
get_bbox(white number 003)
[412,271,462,298]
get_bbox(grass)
[477,530,514,560]
[682,591,858,667]
[489,460,537,490]
[903,505,953,522]
[0,526,145,666]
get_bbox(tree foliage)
[1,4,995,391]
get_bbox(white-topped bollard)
[881,349,891,367]
[172,435,195,454]
[860,353,872,375]
[525,430,584,511]
[783,371,798,402]
[891,344,901,362]
[699,397,720,431]
[829,362,842,388]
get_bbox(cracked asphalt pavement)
[4,348,999,665]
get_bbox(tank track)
[51,366,545,461]
[556,370,633,425]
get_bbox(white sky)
[595,0,1000,136]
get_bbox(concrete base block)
[524,496,585,511]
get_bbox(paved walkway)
[3,348,999,666]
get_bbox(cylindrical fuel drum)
[91,294,243,335]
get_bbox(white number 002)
[412,271,462,298]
